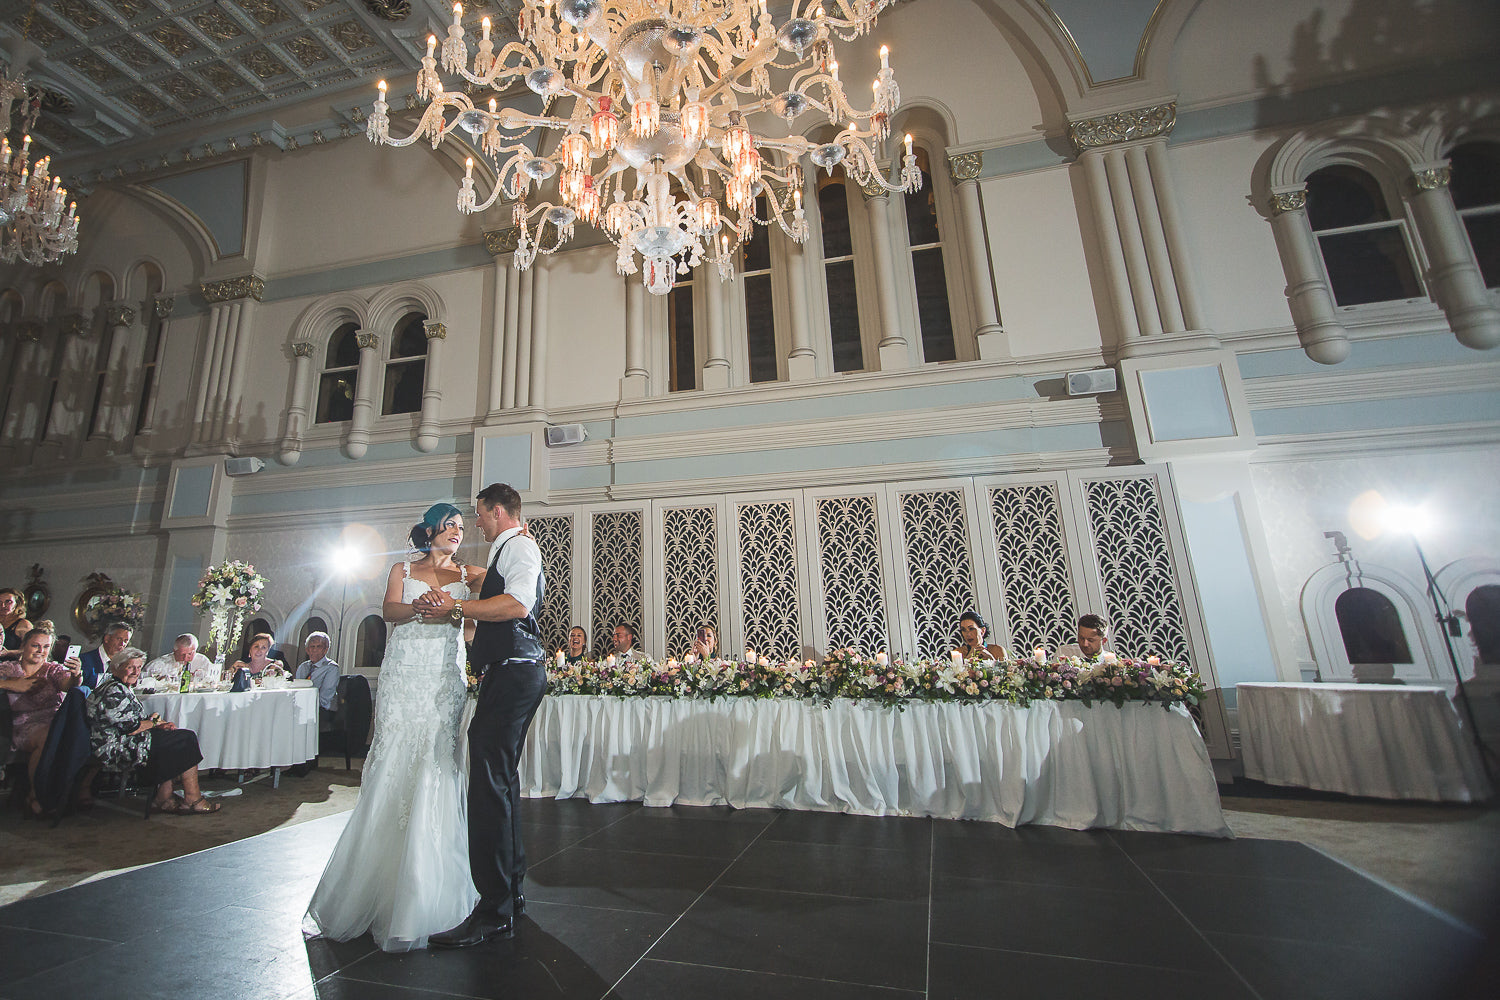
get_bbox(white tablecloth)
[517,696,1230,836]
[141,687,320,770]
[1237,682,1493,802]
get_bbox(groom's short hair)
[476,483,522,520]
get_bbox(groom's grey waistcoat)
[469,536,546,667]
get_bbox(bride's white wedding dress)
[305,565,477,952]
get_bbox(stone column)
[1125,143,1186,332]
[345,331,380,459]
[40,310,92,452]
[484,228,520,416]
[514,269,534,409]
[702,275,732,389]
[862,181,911,370]
[0,322,42,448]
[1267,186,1350,365]
[783,238,817,380]
[621,275,649,398]
[278,342,316,465]
[529,259,549,409]
[194,275,265,449]
[130,297,173,441]
[415,321,447,452]
[89,302,136,443]
[948,152,1008,359]
[1145,142,1207,330]
[1407,163,1500,350]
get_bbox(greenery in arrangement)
[191,559,267,660]
[540,649,1204,712]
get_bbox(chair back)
[33,689,91,813]
[336,674,373,765]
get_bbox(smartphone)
[695,628,709,644]
[65,644,82,662]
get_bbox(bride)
[305,502,483,951]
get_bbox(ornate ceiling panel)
[0,0,515,173]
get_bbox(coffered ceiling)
[0,0,518,179]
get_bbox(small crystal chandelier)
[0,3,80,267]
[367,0,922,294]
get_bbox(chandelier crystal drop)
[367,0,922,294]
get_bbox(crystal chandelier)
[367,0,922,294]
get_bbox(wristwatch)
[449,600,464,624]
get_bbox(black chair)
[332,674,373,770]
[1,695,21,806]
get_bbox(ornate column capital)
[859,177,890,200]
[58,311,91,338]
[948,151,982,182]
[423,321,447,340]
[291,342,316,359]
[15,320,42,342]
[1069,101,1176,152]
[484,228,521,256]
[200,274,265,303]
[1269,186,1308,214]
[104,303,137,328]
[153,296,176,319]
[355,331,380,351]
[1413,164,1452,190]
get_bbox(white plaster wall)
[545,246,628,410]
[56,188,204,299]
[146,309,213,452]
[1250,446,1500,669]
[0,533,164,646]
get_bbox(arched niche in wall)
[1434,557,1500,679]
[1301,561,1447,682]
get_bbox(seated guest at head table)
[0,628,83,814]
[690,624,718,660]
[612,623,647,662]
[143,634,218,687]
[955,612,1006,660]
[79,622,133,693]
[562,625,588,664]
[0,587,33,655]
[86,647,220,814]
[1056,614,1111,663]
[294,632,340,726]
[231,633,285,680]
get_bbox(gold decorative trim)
[356,332,380,350]
[423,321,447,340]
[105,303,137,328]
[1069,101,1176,151]
[1270,188,1307,214]
[859,177,889,200]
[154,296,176,319]
[200,275,265,303]
[484,228,521,256]
[291,342,316,358]
[58,312,91,338]
[1414,166,1451,190]
[948,152,982,182]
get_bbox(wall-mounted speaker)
[1065,368,1118,396]
[225,457,266,476]
[545,423,587,447]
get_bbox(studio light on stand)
[327,542,366,669]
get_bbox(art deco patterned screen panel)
[736,500,802,661]
[527,514,573,657]
[988,484,1078,654]
[661,504,719,658]
[1081,477,1193,663]
[898,489,979,659]
[815,495,890,654]
[591,510,645,657]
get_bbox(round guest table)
[141,685,320,787]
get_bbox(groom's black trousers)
[468,657,548,920]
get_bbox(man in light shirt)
[1057,614,1111,663]
[293,631,340,724]
[143,634,217,687]
[612,623,647,662]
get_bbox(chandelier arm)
[452,41,540,88]
[697,36,781,105]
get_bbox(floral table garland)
[190,559,267,662]
[539,649,1204,713]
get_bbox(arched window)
[86,321,112,438]
[316,322,359,423]
[668,273,697,392]
[904,146,955,363]
[298,616,329,655]
[382,312,427,415]
[819,169,864,372]
[355,614,387,669]
[1335,587,1414,664]
[1306,165,1422,306]
[1466,584,1500,665]
[135,302,167,435]
[1447,142,1500,289]
[743,197,778,383]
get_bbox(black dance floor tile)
[1109,830,1371,883]
[932,835,1154,892]
[610,958,926,999]
[927,943,1257,1000]
[520,797,641,830]
[762,808,934,852]
[649,884,929,991]
[333,900,674,1000]
[931,818,1113,849]
[930,875,1221,972]
[521,820,606,860]
[721,839,929,901]
[579,811,769,859]
[0,925,115,984]
[1207,930,1489,1000]
[525,846,729,915]
[290,978,485,1000]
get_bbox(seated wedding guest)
[1056,614,1110,663]
[79,622,132,693]
[0,628,83,815]
[294,632,340,726]
[144,634,216,687]
[690,624,717,660]
[955,612,1006,660]
[0,587,32,653]
[612,623,647,662]
[231,633,284,680]
[86,646,220,814]
[563,625,588,664]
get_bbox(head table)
[507,696,1230,836]
[140,684,320,787]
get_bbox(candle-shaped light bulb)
[829,59,838,81]
[489,97,497,113]
[904,133,913,156]
[453,2,463,22]
[880,44,890,69]
[378,79,387,96]
[793,185,801,209]
[427,35,437,57]
[482,16,491,41]
[465,156,474,178]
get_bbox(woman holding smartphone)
[0,628,83,814]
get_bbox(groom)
[425,482,547,947]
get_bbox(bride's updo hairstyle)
[410,502,462,553]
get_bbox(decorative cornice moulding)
[1243,361,1500,410]
[1069,102,1176,151]
[1413,165,1452,190]
[200,275,265,303]
[104,303,137,328]
[424,321,448,340]
[291,342,316,358]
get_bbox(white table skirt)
[141,687,320,770]
[1237,682,1493,802]
[515,695,1230,836]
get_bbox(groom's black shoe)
[513,893,526,918]
[429,909,515,949]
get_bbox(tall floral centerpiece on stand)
[191,559,267,665]
[94,588,148,630]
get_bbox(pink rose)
[235,597,247,606]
